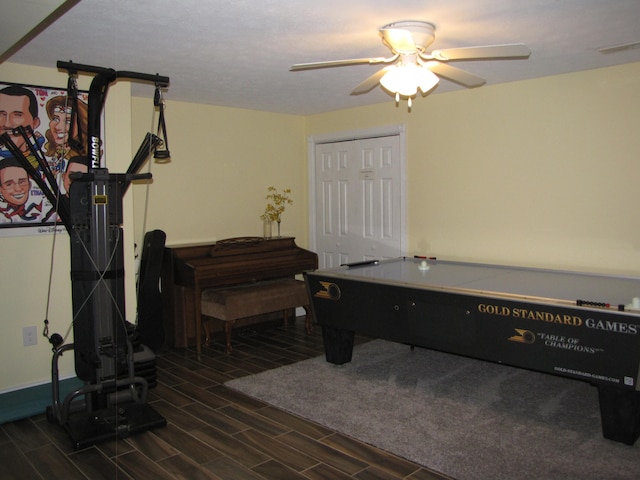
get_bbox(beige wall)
[1,60,638,392]
[129,99,307,248]
[306,62,640,275]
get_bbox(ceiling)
[3,0,640,116]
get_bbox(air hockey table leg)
[597,385,640,445]
[321,325,355,365]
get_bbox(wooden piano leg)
[194,286,202,355]
[303,305,313,334]
[202,318,211,347]
[224,320,236,354]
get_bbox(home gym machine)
[0,61,170,449]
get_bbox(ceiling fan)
[290,21,531,106]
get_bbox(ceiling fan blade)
[290,56,391,71]
[426,62,486,88]
[351,66,394,95]
[598,41,640,54]
[381,28,416,54]
[431,43,531,61]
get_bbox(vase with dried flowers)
[260,186,292,237]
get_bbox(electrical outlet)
[23,326,37,346]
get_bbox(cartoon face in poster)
[0,82,90,230]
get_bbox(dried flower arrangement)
[260,186,293,223]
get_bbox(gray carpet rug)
[226,339,640,479]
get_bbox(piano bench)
[201,278,312,354]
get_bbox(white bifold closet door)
[314,135,403,269]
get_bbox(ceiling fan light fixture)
[416,67,439,94]
[379,64,439,99]
[380,65,417,96]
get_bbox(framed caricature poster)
[0,81,96,236]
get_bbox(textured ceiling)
[4,0,640,115]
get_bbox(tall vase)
[263,220,272,238]
[277,220,281,237]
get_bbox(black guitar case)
[136,229,167,352]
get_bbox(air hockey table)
[303,257,640,445]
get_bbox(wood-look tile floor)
[0,320,451,480]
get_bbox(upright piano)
[162,236,318,349]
